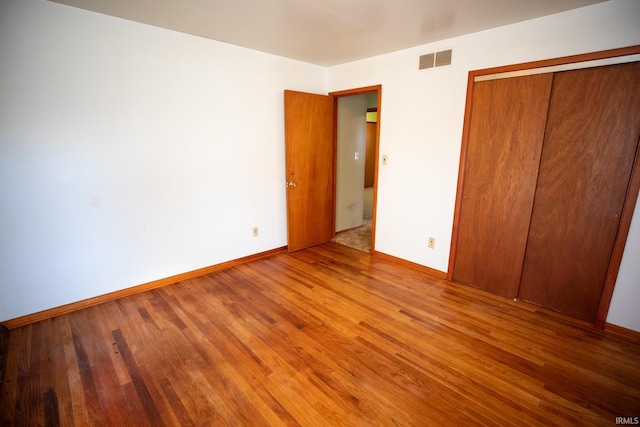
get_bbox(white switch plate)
[355,152,359,160]
[382,154,388,165]
[252,227,259,237]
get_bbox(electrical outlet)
[252,227,259,237]
[428,237,435,249]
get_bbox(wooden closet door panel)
[519,62,640,322]
[453,74,553,298]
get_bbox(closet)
[452,61,640,323]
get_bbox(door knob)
[286,181,297,188]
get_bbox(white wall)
[328,0,640,331]
[335,95,367,232]
[607,197,640,330]
[0,0,327,322]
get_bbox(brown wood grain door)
[284,90,335,252]
[518,62,640,322]
[453,74,553,298]
[365,122,376,188]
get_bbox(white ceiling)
[49,0,609,66]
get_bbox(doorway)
[283,85,381,253]
[331,92,379,253]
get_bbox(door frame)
[330,85,382,254]
[447,45,640,328]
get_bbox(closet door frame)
[447,45,640,328]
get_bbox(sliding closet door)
[453,74,553,298]
[518,62,640,322]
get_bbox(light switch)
[382,154,388,165]
[354,152,359,160]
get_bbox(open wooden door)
[284,90,335,252]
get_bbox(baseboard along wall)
[1,247,286,330]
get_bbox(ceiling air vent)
[419,49,453,70]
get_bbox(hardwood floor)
[1,243,639,426]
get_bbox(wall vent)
[419,49,453,70]
[435,49,452,67]
[418,53,435,70]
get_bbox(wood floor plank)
[121,382,152,427]
[0,327,22,423]
[112,296,205,426]
[95,303,132,388]
[12,326,34,427]
[112,328,165,427]
[43,387,60,427]
[2,242,639,426]
[59,317,90,427]
[67,315,106,427]
[157,377,195,427]
[46,317,74,427]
